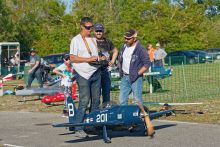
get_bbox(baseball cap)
[30,48,36,53]
[64,54,70,60]
[94,23,104,31]
[124,29,137,38]
[156,43,161,47]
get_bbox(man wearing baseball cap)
[94,22,118,106]
[118,29,151,105]
[154,42,167,67]
[26,48,43,88]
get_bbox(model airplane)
[15,76,78,104]
[52,96,173,143]
[2,71,24,81]
[41,83,78,104]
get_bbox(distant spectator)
[14,51,27,64]
[26,48,43,88]
[147,44,162,92]
[9,55,17,74]
[154,43,167,67]
[147,44,155,62]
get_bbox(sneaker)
[75,130,89,138]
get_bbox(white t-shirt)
[122,44,136,74]
[70,34,98,79]
[57,63,74,87]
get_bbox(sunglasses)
[95,30,103,33]
[124,37,133,40]
[83,25,93,30]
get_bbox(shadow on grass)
[46,103,64,107]
[18,98,41,102]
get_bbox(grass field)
[111,62,220,103]
[0,62,220,124]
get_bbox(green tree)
[0,0,16,41]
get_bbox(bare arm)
[70,54,98,63]
[109,47,119,66]
[29,61,40,73]
[138,66,148,75]
[53,67,65,78]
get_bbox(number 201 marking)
[96,114,107,122]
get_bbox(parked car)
[164,50,206,65]
[43,53,66,67]
[189,50,212,62]
[205,48,220,60]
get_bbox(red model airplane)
[41,83,78,104]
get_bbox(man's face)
[30,52,36,56]
[81,22,93,36]
[94,30,103,39]
[124,37,135,46]
[148,45,153,50]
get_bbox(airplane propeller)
[138,103,155,136]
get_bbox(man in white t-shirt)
[69,17,101,138]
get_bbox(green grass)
[1,62,220,124]
[111,62,220,103]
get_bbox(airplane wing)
[144,102,203,106]
[53,120,124,128]
[149,110,173,120]
[16,87,62,96]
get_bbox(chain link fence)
[110,58,220,103]
[1,57,220,103]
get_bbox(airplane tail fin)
[66,96,77,123]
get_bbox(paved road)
[0,111,220,147]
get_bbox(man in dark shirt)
[94,23,118,105]
[26,48,43,88]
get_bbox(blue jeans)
[119,75,143,105]
[73,69,101,130]
[27,68,43,88]
[101,68,111,104]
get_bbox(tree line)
[1,0,220,56]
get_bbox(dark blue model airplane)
[53,96,173,143]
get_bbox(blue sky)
[60,0,74,13]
